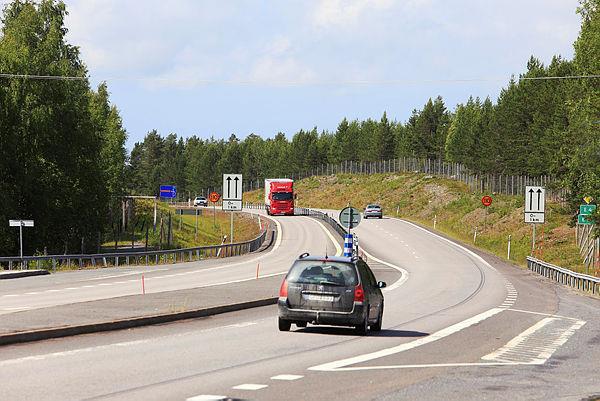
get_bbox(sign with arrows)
[525,186,545,223]
[223,174,242,211]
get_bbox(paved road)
[0,214,341,314]
[0,214,598,400]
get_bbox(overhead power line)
[0,72,599,85]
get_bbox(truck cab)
[265,179,294,215]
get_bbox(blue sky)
[54,0,583,149]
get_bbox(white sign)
[9,220,34,227]
[525,212,545,224]
[525,186,545,213]
[223,174,243,201]
[222,199,242,211]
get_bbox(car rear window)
[367,204,380,209]
[287,261,358,286]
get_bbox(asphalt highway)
[0,214,340,314]
[0,213,599,400]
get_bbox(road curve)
[0,214,340,314]
[0,213,598,400]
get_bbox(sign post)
[9,220,34,261]
[209,192,221,228]
[339,206,361,257]
[524,186,546,256]
[223,174,243,244]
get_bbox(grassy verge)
[246,173,590,275]
[103,200,261,250]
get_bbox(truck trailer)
[264,179,294,215]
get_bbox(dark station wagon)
[278,253,386,335]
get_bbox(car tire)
[378,216,382,219]
[371,303,383,332]
[296,321,307,328]
[355,309,369,336]
[278,317,291,332]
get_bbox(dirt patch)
[423,183,459,207]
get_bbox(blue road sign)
[159,185,177,199]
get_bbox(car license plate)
[305,294,334,302]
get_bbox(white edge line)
[311,219,343,256]
[399,219,498,272]
[308,307,504,371]
[360,248,408,292]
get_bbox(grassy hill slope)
[248,173,588,275]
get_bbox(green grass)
[245,173,589,275]
[103,200,261,250]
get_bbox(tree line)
[0,1,127,255]
[0,0,598,256]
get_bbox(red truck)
[264,179,294,215]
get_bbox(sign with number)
[209,192,221,203]
[481,195,493,207]
[580,204,596,215]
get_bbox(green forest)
[0,0,599,256]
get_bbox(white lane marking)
[186,395,228,401]
[359,248,408,292]
[87,271,155,281]
[482,317,586,364]
[270,374,303,381]
[0,320,261,367]
[0,218,285,299]
[232,384,268,390]
[400,219,498,272]
[317,362,535,371]
[506,308,582,321]
[24,292,40,295]
[309,307,504,372]
[311,219,342,256]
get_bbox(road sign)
[223,199,242,211]
[525,212,545,223]
[578,214,594,225]
[525,186,545,213]
[481,195,493,207]
[9,219,34,260]
[209,192,221,203]
[339,207,361,229]
[9,220,34,227]
[579,204,596,215]
[223,174,242,201]
[159,185,177,199]
[583,196,593,204]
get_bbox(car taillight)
[279,279,288,298]
[354,284,364,302]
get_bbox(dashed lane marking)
[186,396,228,401]
[270,374,303,381]
[231,384,267,391]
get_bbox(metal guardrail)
[527,257,600,296]
[1,225,270,271]
[295,207,347,239]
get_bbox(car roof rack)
[299,252,310,259]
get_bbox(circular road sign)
[481,195,493,207]
[209,192,221,203]
[339,207,362,229]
